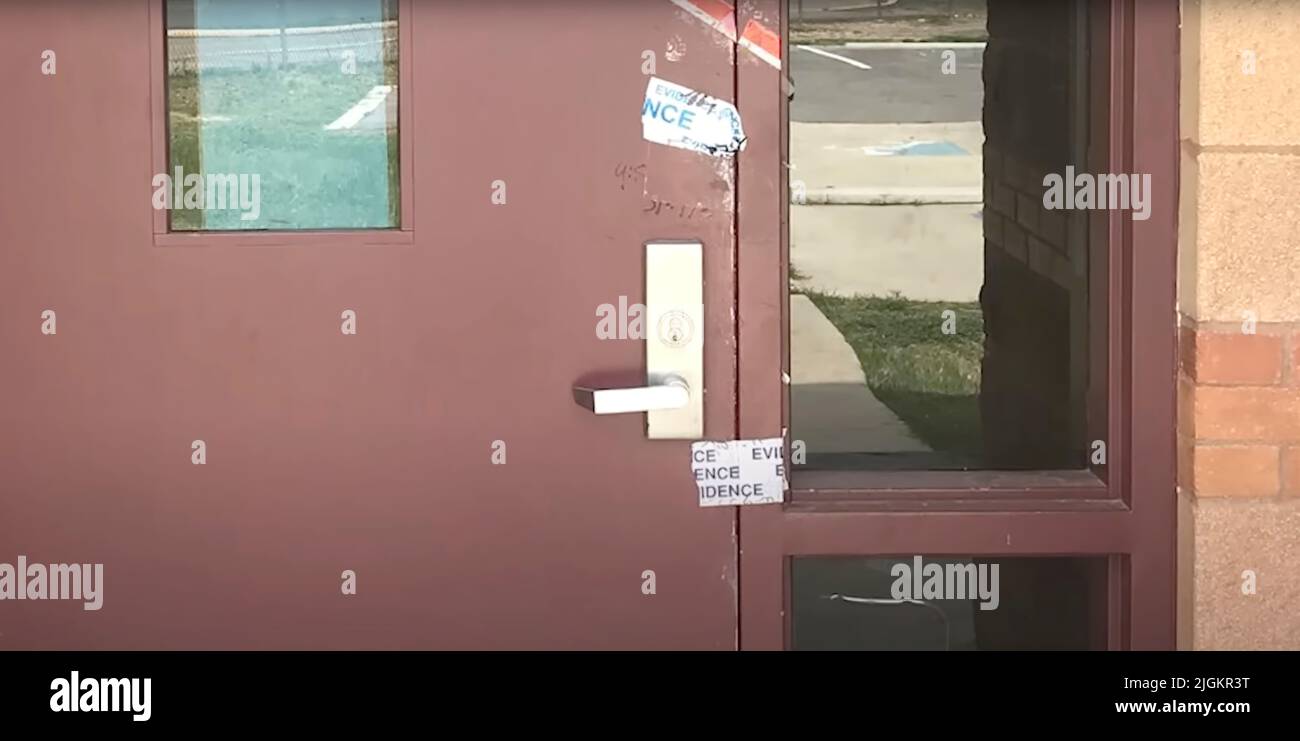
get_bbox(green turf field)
[168,56,399,230]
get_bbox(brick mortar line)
[1187,381,1290,388]
[1191,439,1299,447]
[1188,493,1300,503]
[1178,314,1300,334]
[1182,140,1300,156]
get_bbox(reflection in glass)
[788,0,1091,471]
[791,556,1107,650]
[166,0,400,230]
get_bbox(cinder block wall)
[981,0,1088,470]
[1179,0,1300,649]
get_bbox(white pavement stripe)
[324,85,392,131]
[796,45,871,70]
[840,41,987,50]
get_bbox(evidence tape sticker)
[642,76,747,157]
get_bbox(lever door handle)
[573,241,703,439]
[572,375,690,414]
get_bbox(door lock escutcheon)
[573,240,704,439]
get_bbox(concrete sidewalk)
[789,120,986,302]
[788,122,980,452]
[790,294,928,454]
[792,204,984,301]
[791,121,983,204]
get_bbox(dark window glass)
[792,555,1109,650]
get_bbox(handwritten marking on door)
[614,163,712,220]
[645,197,712,220]
[614,162,647,192]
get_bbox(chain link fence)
[167,20,397,73]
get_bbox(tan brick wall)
[1180,0,1300,649]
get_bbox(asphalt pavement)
[788,40,985,300]
[790,44,983,123]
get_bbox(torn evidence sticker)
[643,77,746,157]
[692,437,786,508]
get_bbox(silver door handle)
[572,241,704,439]
[572,374,690,414]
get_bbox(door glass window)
[791,556,1109,650]
[788,0,1094,471]
[164,0,400,230]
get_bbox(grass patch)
[804,291,984,460]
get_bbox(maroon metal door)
[0,1,741,649]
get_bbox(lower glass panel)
[791,555,1108,650]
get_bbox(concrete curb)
[796,186,983,205]
[839,41,987,50]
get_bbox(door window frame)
[146,0,416,247]
[735,0,1178,649]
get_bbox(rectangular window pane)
[789,0,1093,471]
[791,556,1109,650]
[166,0,400,230]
